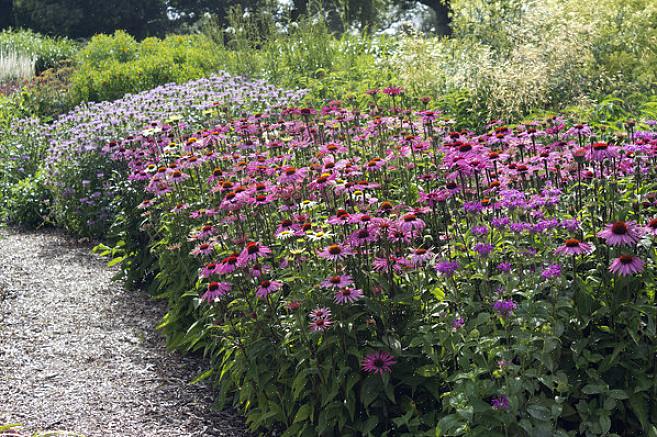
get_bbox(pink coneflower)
[309,307,332,320]
[609,255,645,276]
[588,142,618,161]
[349,228,379,246]
[201,281,231,302]
[645,218,657,235]
[237,242,272,267]
[597,221,643,246]
[554,238,593,256]
[361,351,396,375]
[256,279,283,299]
[334,287,364,304]
[309,317,332,332]
[409,248,434,266]
[317,243,353,261]
[321,274,354,289]
[217,254,239,275]
[398,213,426,232]
[191,242,215,257]
[200,262,219,278]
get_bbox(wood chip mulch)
[0,227,250,437]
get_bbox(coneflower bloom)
[217,254,239,275]
[597,221,643,246]
[191,242,215,257]
[200,262,219,278]
[317,243,353,261]
[201,281,231,302]
[361,351,396,375]
[398,213,426,232]
[256,279,283,299]
[309,316,332,333]
[334,287,364,304]
[645,218,657,235]
[554,238,593,256]
[321,274,354,289]
[608,255,645,276]
[237,242,272,267]
[409,248,434,266]
[309,307,332,320]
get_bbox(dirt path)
[0,227,248,437]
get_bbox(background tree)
[0,0,14,29]
[12,0,168,38]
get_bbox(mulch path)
[0,227,249,437]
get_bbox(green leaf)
[293,404,313,424]
[630,392,649,430]
[581,383,607,394]
[527,404,551,421]
[190,368,213,385]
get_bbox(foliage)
[388,0,657,122]
[74,86,657,435]
[11,0,168,39]
[0,28,78,72]
[69,31,228,104]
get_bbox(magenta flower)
[608,255,645,276]
[317,243,353,261]
[541,264,562,279]
[200,262,219,278]
[256,279,283,299]
[409,248,433,266]
[217,254,239,275]
[491,395,510,410]
[309,317,333,332]
[309,307,332,320]
[492,299,517,318]
[597,221,643,246]
[554,238,593,256]
[361,351,396,375]
[237,242,272,267]
[201,281,231,302]
[321,274,354,289]
[435,260,459,277]
[191,242,215,257]
[334,287,364,304]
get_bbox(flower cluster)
[92,91,657,434]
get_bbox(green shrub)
[2,169,52,227]
[70,31,226,103]
[0,28,78,72]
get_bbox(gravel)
[0,227,249,437]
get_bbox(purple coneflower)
[317,243,353,261]
[201,281,231,302]
[256,279,283,299]
[597,221,643,246]
[334,287,364,304]
[321,274,354,289]
[361,351,396,375]
[554,238,593,256]
[309,317,332,332]
[608,255,645,276]
[237,242,272,267]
